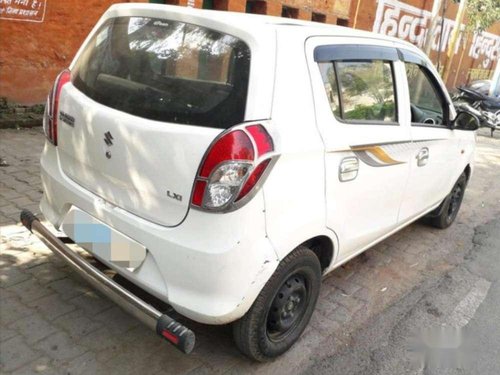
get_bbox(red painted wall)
[0,0,145,104]
[1,0,498,104]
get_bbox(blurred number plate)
[62,207,146,271]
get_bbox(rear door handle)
[339,157,359,182]
[416,147,429,167]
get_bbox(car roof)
[108,3,422,54]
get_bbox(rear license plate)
[61,207,146,271]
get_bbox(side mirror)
[453,111,480,131]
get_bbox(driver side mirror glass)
[453,111,480,131]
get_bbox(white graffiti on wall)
[0,0,47,23]
[373,0,500,67]
[469,32,499,67]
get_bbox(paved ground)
[1,128,499,374]
[304,216,500,375]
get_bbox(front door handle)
[416,147,429,167]
[339,157,359,182]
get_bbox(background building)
[0,0,499,104]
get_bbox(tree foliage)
[465,0,500,33]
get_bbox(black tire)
[429,172,467,229]
[233,246,322,362]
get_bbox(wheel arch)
[300,235,335,273]
[464,164,472,182]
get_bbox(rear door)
[397,50,459,222]
[307,39,412,260]
[57,13,275,227]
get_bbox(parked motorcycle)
[452,81,500,137]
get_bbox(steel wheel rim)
[266,273,309,342]
[447,184,463,220]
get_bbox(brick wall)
[0,0,146,105]
[0,0,498,104]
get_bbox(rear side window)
[319,60,397,124]
[72,17,251,129]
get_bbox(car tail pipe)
[20,209,196,354]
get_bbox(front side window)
[405,63,445,126]
[319,60,397,123]
[72,17,251,129]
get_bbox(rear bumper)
[20,209,195,354]
[39,142,279,324]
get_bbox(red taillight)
[44,69,71,145]
[236,158,271,201]
[246,125,274,157]
[192,180,207,207]
[199,130,254,178]
[191,124,276,211]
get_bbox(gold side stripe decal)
[339,145,406,166]
[350,145,403,165]
[328,138,446,154]
[328,139,446,167]
[366,146,401,165]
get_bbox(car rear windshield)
[72,17,251,129]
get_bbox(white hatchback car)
[21,3,479,361]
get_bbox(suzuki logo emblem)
[104,131,113,159]
[104,131,114,146]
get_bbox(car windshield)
[72,17,251,129]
